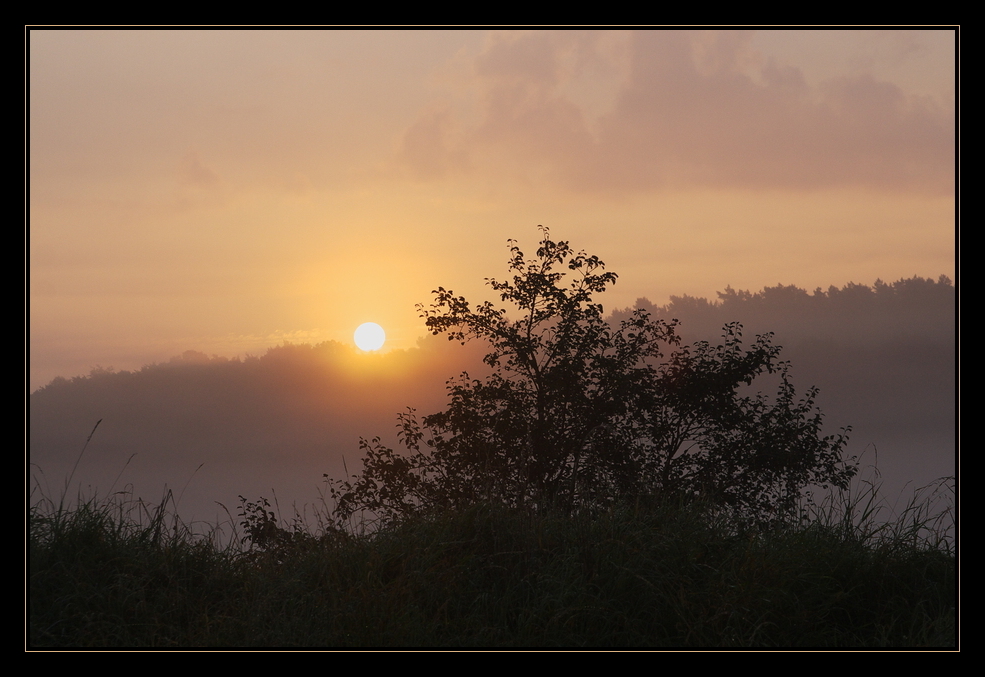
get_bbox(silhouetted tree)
[328,227,856,527]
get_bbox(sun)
[354,322,386,351]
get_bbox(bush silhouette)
[327,227,857,527]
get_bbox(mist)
[29,276,954,529]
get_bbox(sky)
[28,29,956,393]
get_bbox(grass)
[28,467,955,648]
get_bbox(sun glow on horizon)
[354,322,386,352]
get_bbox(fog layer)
[30,276,954,527]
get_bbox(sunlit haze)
[29,29,954,392]
[29,30,955,526]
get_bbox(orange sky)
[28,29,956,393]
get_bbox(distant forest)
[35,274,954,393]
[615,275,954,345]
[30,276,955,527]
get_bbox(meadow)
[29,465,955,648]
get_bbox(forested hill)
[609,276,955,502]
[30,276,954,526]
[610,275,954,346]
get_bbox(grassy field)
[28,468,955,649]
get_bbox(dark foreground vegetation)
[29,230,955,648]
[29,475,954,648]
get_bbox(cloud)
[395,105,469,180]
[395,30,954,195]
[178,150,222,188]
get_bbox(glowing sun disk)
[354,322,386,351]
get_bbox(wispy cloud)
[396,30,954,194]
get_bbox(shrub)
[328,227,856,528]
